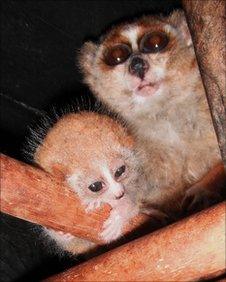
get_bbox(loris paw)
[100,211,124,243]
[44,228,75,242]
[84,199,102,213]
[56,231,75,241]
[182,186,221,214]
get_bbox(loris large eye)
[139,32,169,53]
[114,165,126,178]
[103,44,131,66]
[88,181,103,192]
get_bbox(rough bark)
[45,202,226,282]
[0,154,149,244]
[182,0,226,168]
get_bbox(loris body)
[79,11,224,216]
[31,112,148,254]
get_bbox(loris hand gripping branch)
[79,10,225,216]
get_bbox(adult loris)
[79,10,225,216]
[29,111,149,255]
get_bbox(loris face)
[35,112,140,206]
[79,11,197,118]
[67,146,139,206]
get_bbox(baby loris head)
[34,112,140,204]
[79,10,197,118]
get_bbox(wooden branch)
[0,154,149,244]
[182,0,226,167]
[45,202,226,282]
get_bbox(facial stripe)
[122,26,139,51]
[102,166,124,198]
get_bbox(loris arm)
[182,163,226,213]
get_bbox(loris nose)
[112,184,125,200]
[115,190,125,200]
[129,56,149,79]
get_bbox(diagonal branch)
[0,154,149,244]
[45,202,226,282]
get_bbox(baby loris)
[29,111,149,255]
[78,10,225,216]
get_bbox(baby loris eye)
[103,44,131,66]
[139,31,169,54]
[114,165,126,178]
[88,181,103,192]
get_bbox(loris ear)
[78,41,98,76]
[168,10,192,47]
[50,163,68,181]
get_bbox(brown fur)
[79,10,224,217]
[35,112,134,176]
[33,112,149,255]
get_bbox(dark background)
[0,0,193,281]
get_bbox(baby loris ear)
[78,41,98,76]
[50,162,68,182]
[168,10,192,47]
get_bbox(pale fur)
[79,10,222,215]
[122,27,139,50]
[32,112,148,255]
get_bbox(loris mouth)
[135,81,161,97]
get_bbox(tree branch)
[0,154,149,244]
[182,0,226,167]
[45,202,226,281]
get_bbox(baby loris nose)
[115,190,125,199]
[112,183,125,199]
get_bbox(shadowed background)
[1,1,182,281]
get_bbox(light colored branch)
[0,154,149,244]
[45,202,226,281]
